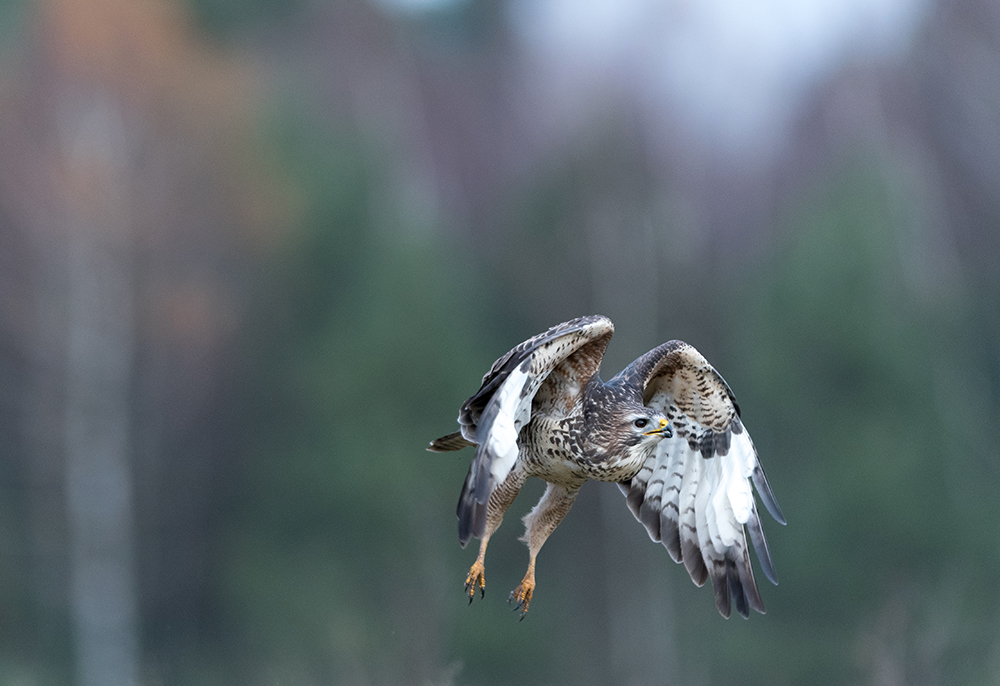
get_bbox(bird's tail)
[427,431,475,452]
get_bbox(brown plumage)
[429,315,785,619]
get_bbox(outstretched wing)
[434,315,614,547]
[614,341,785,618]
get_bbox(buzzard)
[429,315,784,619]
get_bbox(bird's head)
[620,406,672,446]
[583,390,671,462]
[586,402,672,466]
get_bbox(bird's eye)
[633,418,649,429]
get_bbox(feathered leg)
[465,466,527,603]
[510,481,582,618]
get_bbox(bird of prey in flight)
[429,315,785,619]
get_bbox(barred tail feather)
[428,432,475,452]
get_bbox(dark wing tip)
[747,506,779,586]
[710,569,732,619]
[713,551,765,619]
[659,513,682,563]
[735,546,766,615]
[752,464,786,525]
[682,537,709,587]
[457,498,486,548]
[637,500,662,542]
[456,467,487,547]
[729,571,749,619]
[623,483,644,519]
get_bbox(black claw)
[465,579,485,604]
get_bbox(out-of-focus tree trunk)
[59,93,139,686]
[0,0,272,681]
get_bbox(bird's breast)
[519,417,647,485]
[581,444,649,483]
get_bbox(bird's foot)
[464,559,486,603]
[508,572,535,620]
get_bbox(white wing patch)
[482,363,531,494]
[724,432,755,525]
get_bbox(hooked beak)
[643,418,672,438]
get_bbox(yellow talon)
[465,559,486,602]
[508,569,536,619]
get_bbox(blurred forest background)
[0,0,998,684]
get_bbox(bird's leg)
[465,467,526,603]
[510,482,582,618]
[464,536,489,602]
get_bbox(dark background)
[0,0,998,684]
